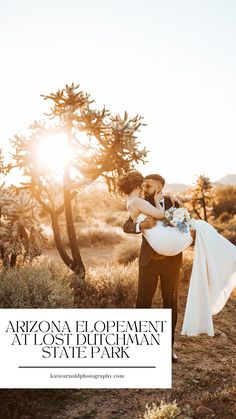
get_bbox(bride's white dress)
[181,219,236,336]
[136,213,193,256]
[136,214,236,336]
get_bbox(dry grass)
[213,217,236,245]
[73,261,138,308]
[115,236,141,265]
[0,258,73,308]
[77,221,125,247]
[104,211,128,227]
[142,400,181,418]
[180,247,194,283]
[44,219,127,249]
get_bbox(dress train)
[181,220,236,336]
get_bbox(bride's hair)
[117,171,144,195]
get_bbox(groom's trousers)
[136,255,182,347]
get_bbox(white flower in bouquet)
[164,207,175,221]
[172,208,185,223]
[164,207,191,233]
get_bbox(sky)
[0,0,236,184]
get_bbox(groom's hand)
[140,216,157,230]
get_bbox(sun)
[37,133,71,176]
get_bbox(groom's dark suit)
[123,195,182,346]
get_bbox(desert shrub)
[108,196,127,212]
[115,237,141,265]
[217,211,231,223]
[0,258,73,308]
[212,217,236,245]
[143,400,181,419]
[104,211,127,227]
[73,261,138,308]
[45,218,127,249]
[0,189,47,267]
[77,222,125,247]
[72,187,127,222]
[221,229,236,245]
[212,185,236,219]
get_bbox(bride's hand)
[154,190,163,203]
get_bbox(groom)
[123,173,182,362]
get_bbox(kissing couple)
[117,171,236,362]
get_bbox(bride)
[117,171,236,337]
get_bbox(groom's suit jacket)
[123,195,183,267]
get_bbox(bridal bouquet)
[163,207,191,233]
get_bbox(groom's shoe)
[172,350,178,363]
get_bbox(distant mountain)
[214,174,236,186]
[75,175,236,194]
[165,174,236,193]
[164,183,190,193]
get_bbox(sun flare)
[37,133,71,176]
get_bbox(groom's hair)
[144,174,165,186]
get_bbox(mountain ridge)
[165,174,236,193]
